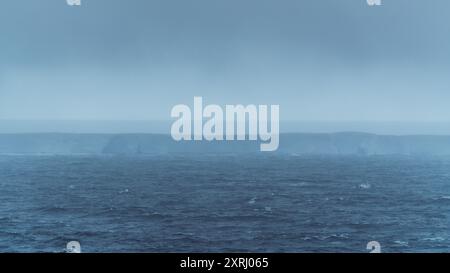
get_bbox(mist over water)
[3,120,450,135]
[1,0,450,124]
[2,1,450,254]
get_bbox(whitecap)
[421,237,445,242]
[119,189,129,194]
[394,240,409,246]
[359,183,371,189]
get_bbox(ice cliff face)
[1,133,450,155]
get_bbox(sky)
[1,0,450,127]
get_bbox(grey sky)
[1,0,450,122]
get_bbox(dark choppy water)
[0,154,450,253]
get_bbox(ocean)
[0,154,449,253]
